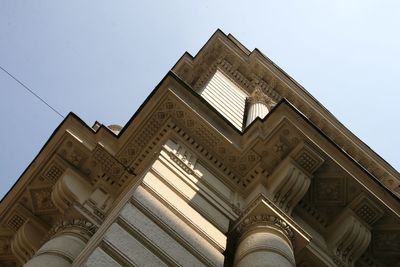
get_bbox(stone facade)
[1,30,400,267]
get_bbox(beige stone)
[1,30,399,267]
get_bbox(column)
[234,215,295,267]
[24,219,97,267]
[24,168,97,266]
[245,87,273,127]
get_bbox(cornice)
[1,32,400,265]
[172,29,400,200]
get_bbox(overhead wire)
[0,65,65,118]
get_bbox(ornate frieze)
[41,162,65,184]
[0,237,10,254]
[167,142,198,176]
[174,30,400,199]
[117,97,261,190]
[314,176,347,206]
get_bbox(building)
[1,30,400,267]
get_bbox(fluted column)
[245,87,274,127]
[24,219,97,267]
[234,214,295,267]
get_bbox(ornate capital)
[46,218,97,243]
[247,87,275,108]
[237,214,295,245]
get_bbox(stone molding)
[167,141,198,176]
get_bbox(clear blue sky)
[1,1,400,199]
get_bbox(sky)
[1,1,400,199]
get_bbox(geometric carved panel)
[351,194,384,226]
[6,214,25,231]
[29,187,57,213]
[291,143,324,174]
[313,176,346,206]
[42,162,65,184]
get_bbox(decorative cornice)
[173,30,400,200]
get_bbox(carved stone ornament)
[327,209,371,267]
[247,86,275,109]
[46,218,97,242]
[236,214,295,245]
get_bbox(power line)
[0,65,65,118]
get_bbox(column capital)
[248,87,275,108]
[25,218,97,267]
[237,214,295,245]
[233,198,301,267]
[46,218,97,243]
[235,194,311,253]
